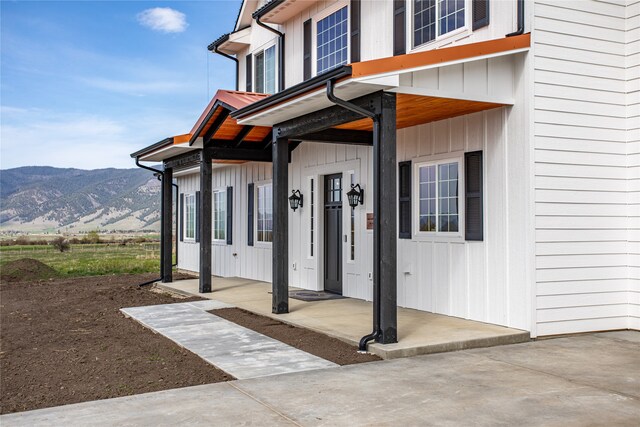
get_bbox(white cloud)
[137,8,188,33]
[80,77,187,96]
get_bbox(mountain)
[0,166,162,233]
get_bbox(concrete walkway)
[121,301,337,380]
[2,331,638,426]
[159,277,530,359]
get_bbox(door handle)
[344,235,348,243]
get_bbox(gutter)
[325,79,381,353]
[130,137,173,160]
[233,66,352,120]
[253,3,285,92]
[506,0,524,37]
[208,33,239,91]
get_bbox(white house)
[131,0,640,349]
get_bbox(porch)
[158,276,529,359]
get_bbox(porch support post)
[375,92,397,344]
[161,166,173,282]
[199,150,212,293]
[272,134,289,314]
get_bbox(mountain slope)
[0,166,161,232]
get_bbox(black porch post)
[161,166,173,282]
[272,134,289,314]
[376,92,397,343]
[199,150,212,293]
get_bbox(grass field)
[0,243,169,277]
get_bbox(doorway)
[323,173,343,294]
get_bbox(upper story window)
[416,159,460,234]
[316,5,349,74]
[213,189,226,242]
[184,193,196,240]
[414,0,466,47]
[254,44,276,94]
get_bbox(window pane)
[316,6,349,74]
[264,46,276,94]
[255,52,265,93]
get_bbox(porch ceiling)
[334,94,503,132]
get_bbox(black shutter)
[398,161,412,239]
[303,19,312,80]
[393,0,406,56]
[179,193,184,242]
[245,54,253,92]
[350,0,361,63]
[472,0,490,30]
[226,186,233,245]
[247,183,254,246]
[195,191,201,242]
[465,151,483,241]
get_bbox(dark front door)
[324,174,343,294]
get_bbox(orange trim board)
[172,134,193,145]
[350,33,530,78]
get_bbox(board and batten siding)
[396,105,531,331]
[532,0,639,335]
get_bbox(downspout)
[326,79,381,352]
[506,0,524,37]
[210,45,239,91]
[135,157,165,287]
[254,16,285,92]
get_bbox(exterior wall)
[627,0,640,330]
[532,0,638,335]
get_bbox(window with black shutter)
[350,0,361,63]
[195,190,201,243]
[398,161,411,239]
[226,186,233,245]
[393,0,406,56]
[472,0,490,30]
[247,183,254,246]
[303,19,312,80]
[245,54,252,92]
[465,151,483,241]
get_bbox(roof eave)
[130,137,173,159]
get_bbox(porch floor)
[158,277,530,359]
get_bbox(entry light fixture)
[288,189,303,212]
[346,184,364,209]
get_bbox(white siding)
[532,0,637,335]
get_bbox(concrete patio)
[158,276,529,359]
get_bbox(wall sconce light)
[346,184,364,209]
[288,189,303,212]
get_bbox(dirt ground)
[212,308,381,365]
[0,273,232,415]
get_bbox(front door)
[324,174,343,294]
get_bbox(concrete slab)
[121,302,337,380]
[163,277,530,359]
[4,332,638,426]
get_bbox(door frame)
[323,173,344,294]
[302,159,361,294]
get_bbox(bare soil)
[0,258,58,282]
[0,273,232,415]
[211,307,381,365]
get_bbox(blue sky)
[1,0,241,169]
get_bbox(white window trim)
[413,155,464,241]
[254,180,273,248]
[212,188,227,244]
[311,0,350,77]
[408,0,471,53]
[184,193,196,242]
[252,40,278,94]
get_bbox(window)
[417,160,459,233]
[256,183,273,243]
[213,190,226,242]
[254,45,276,94]
[184,194,196,240]
[316,6,349,74]
[414,0,465,47]
[310,178,315,257]
[349,173,355,261]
